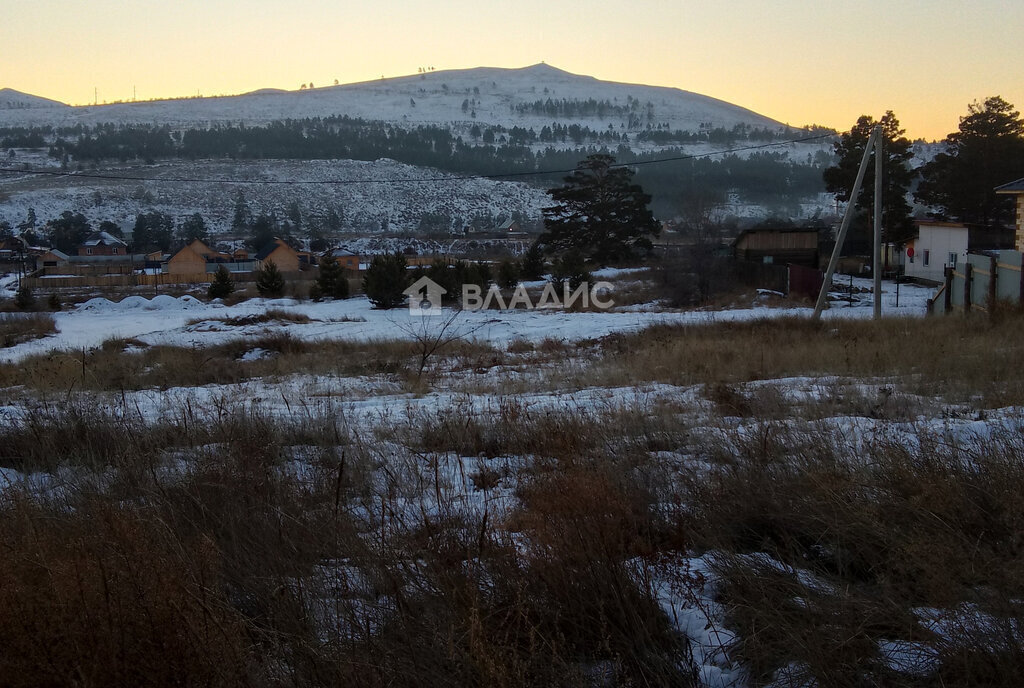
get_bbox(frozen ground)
[0,276,935,364]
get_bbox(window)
[86,248,93,255]
[948,252,957,268]
[923,250,930,267]
[112,247,119,255]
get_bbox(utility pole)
[813,125,883,321]
[873,125,883,319]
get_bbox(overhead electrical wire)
[0,132,833,187]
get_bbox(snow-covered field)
[0,276,934,364]
[3,267,1022,686]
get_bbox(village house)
[323,247,361,271]
[732,227,819,269]
[166,239,260,275]
[903,221,1015,284]
[255,238,302,272]
[496,217,522,234]
[78,231,128,257]
[37,249,70,268]
[166,239,225,275]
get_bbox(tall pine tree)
[823,112,915,243]
[916,96,1024,227]
[539,154,659,265]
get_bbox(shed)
[733,228,819,268]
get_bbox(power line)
[0,132,833,186]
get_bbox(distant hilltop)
[0,63,787,134]
[0,87,70,110]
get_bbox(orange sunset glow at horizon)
[2,0,1022,142]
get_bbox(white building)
[904,222,968,283]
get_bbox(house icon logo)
[403,276,447,316]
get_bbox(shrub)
[0,312,56,348]
[13,285,35,311]
[550,251,591,291]
[497,259,520,289]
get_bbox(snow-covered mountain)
[0,65,837,236]
[0,64,786,134]
[0,88,70,111]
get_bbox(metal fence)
[931,250,1024,314]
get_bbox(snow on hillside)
[0,64,786,136]
[0,158,550,235]
[0,88,70,111]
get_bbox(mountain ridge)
[0,64,787,135]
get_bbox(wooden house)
[324,247,361,271]
[256,238,301,272]
[733,228,819,268]
[38,249,70,268]
[78,231,128,257]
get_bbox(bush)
[46,293,61,311]
[363,252,409,309]
[497,259,520,289]
[550,251,591,291]
[207,265,235,300]
[254,260,286,298]
[13,285,35,311]
[0,312,56,348]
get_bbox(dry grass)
[186,308,315,327]
[0,403,699,686]
[679,424,1024,685]
[591,313,1024,405]
[0,312,57,348]
[0,335,494,392]
[3,311,1024,684]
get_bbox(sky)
[2,0,1022,141]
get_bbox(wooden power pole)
[813,124,884,321]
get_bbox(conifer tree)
[208,265,235,299]
[255,260,286,298]
[916,96,1024,227]
[362,252,409,309]
[540,154,659,265]
[316,255,350,299]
